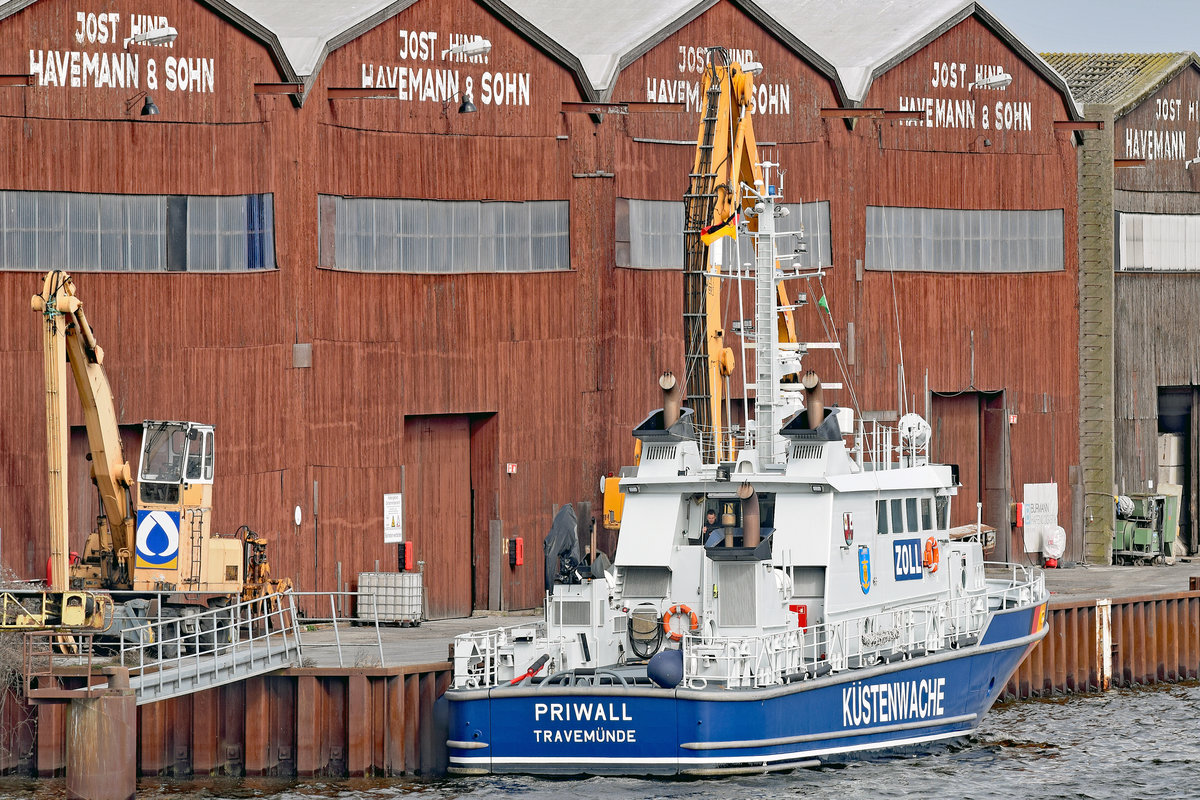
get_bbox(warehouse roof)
[746,0,1080,115]
[0,0,1082,115]
[486,0,717,97]
[223,0,405,79]
[1041,52,1199,114]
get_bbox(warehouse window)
[1118,212,1200,271]
[617,199,832,269]
[616,199,684,269]
[319,196,570,273]
[0,190,275,272]
[865,207,1064,272]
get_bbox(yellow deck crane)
[603,47,800,530]
[3,271,284,632]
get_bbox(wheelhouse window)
[877,500,888,534]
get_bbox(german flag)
[700,212,739,246]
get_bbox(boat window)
[877,500,888,534]
[905,498,918,531]
[890,499,903,534]
[921,497,933,530]
[936,495,950,529]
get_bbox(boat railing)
[451,622,553,689]
[983,561,1046,609]
[681,561,1046,690]
[451,562,1044,691]
[682,594,987,689]
[854,419,929,470]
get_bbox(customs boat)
[444,183,1048,775]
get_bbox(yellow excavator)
[2,271,286,633]
[603,47,800,530]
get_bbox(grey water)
[4,682,1200,800]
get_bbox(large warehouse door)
[930,391,1012,560]
[405,415,472,619]
[1158,387,1194,553]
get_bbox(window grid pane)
[322,197,569,273]
[1118,211,1200,271]
[0,190,271,272]
[866,206,1065,272]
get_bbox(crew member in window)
[701,508,718,539]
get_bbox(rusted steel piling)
[14,664,450,779]
[65,667,135,800]
[1002,589,1200,700]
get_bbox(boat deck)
[296,562,1200,669]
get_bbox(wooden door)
[931,393,981,529]
[405,415,472,619]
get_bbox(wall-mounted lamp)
[124,26,178,50]
[125,90,158,116]
[442,91,477,115]
[741,61,763,76]
[441,37,492,59]
[968,72,1012,91]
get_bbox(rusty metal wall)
[24,665,451,778]
[1002,590,1200,700]
[836,17,1081,557]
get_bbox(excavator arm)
[32,271,134,590]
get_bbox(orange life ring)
[662,604,699,641]
[923,536,940,572]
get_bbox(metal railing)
[22,630,99,700]
[452,623,558,689]
[984,562,1046,609]
[117,591,302,702]
[683,592,994,689]
[452,562,1044,691]
[291,591,387,668]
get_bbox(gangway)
[24,591,303,706]
[117,592,302,704]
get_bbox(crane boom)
[33,272,135,591]
[683,49,801,464]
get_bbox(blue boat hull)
[447,604,1046,775]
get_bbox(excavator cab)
[138,421,213,504]
[134,420,240,592]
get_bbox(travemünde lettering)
[842,678,947,727]
[532,701,636,744]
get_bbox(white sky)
[983,0,1200,54]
